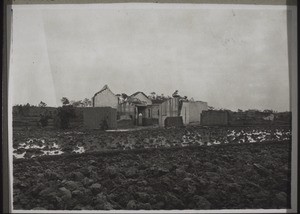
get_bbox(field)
[13,125,291,210]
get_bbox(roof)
[93,85,115,98]
[130,91,149,99]
[126,97,147,105]
[127,91,153,106]
[127,96,142,103]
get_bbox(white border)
[11,3,288,10]
[7,3,297,214]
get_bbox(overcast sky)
[9,4,290,111]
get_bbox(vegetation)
[61,97,70,106]
[69,98,92,107]
[38,101,47,107]
[56,105,76,129]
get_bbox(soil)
[13,128,291,210]
[13,125,291,159]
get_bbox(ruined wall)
[274,112,291,124]
[159,97,180,127]
[201,110,229,126]
[69,108,84,128]
[117,119,135,129]
[118,102,136,119]
[143,118,159,126]
[12,106,84,129]
[164,116,184,128]
[83,107,117,129]
[201,110,289,126]
[196,101,209,123]
[93,89,118,109]
[180,102,190,125]
[13,106,57,129]
[180,101,208,125]
[150,104,160,119]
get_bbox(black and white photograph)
[7,1,297,213]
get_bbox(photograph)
[7,1,297,213]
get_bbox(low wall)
[201,110,291,127]
[143,118,159,126]
[83,107,117,129]
[164,117,184,128]
[13,106,84,129]
[201,111,228,126]
[117,119,135,129]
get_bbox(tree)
[82,98,92,107]
[263,109,274,113]
[61,97,70,106]
[149,92,156,100]
[121,93,128,100]
[70,100,83,107]
[38,101,47,107]
[56,105,76,129]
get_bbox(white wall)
[151,104,160,119]
[180,101,208,125]
[158,97,180,126]
[94,89,118,109]
[181,102,190,125]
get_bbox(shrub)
[56,105,76,129]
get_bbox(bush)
[56,105,76,129]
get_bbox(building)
[158,97,181,127]
[118,91,161,126]
[158,97,208,127]
[85,85,118,130]
[91,86,208,128]
[92,85,118,109]
[144,99,163,126]
[83,107,117,129]
[129,92,153,122]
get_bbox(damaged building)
[118,92,162,127]
[84,85,118,129]
[158,97,208,127]
[88,85,208,129]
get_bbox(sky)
[9,3,291,111]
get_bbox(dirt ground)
[12,125,291,159]
[13,126,291,210]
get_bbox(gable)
[130,92,152,105]
[93,85,118,108]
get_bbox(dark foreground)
[13,141,291,210]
